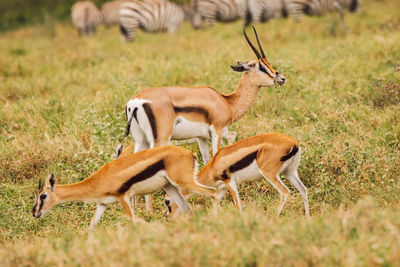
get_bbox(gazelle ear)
[230,62,253,72]
[45,173,56,192]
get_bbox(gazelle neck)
[224,73,260,122]
[54,180,96,203]
[196,162,217,188]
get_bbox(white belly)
[127,170,169,196]
[171,116,210,140]
[230,160,262,185]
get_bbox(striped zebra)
[71,1,103,36]
[119,0,188,42]
[247,0,289,24]
[191,0,249,29]
[337,0,360,12]
[302,0,360,16]
[101,0,128,27]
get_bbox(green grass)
[1,0,400,265]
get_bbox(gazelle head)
[32,173,57,219]
[231,27,286,87]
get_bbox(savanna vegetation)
[0,0,399,265]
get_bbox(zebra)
[191,0,249,29]
[302,0,360,16]
[336,0,360,13]
[247,0,289,24]
[71,1,103,36]
[119,0,188,42]
[101,0,128,27]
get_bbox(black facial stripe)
[117,160,165,194]
[38,198,44,212]
[259,64,273,78]
[228,151,258,173]
[173,106,211,123]
[142,103,158,141]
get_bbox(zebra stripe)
[119,0,186,42]
[248,0,288,24]
[71,1,103,36]
[192,0,249,28]
[303,0,360,16]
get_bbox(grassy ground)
[1,0,400,265]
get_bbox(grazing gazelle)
[31,146,217,230]
[124,27,285,210]
[164,133,310,219]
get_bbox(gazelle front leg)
[89,203,107,230]
[197,138,210,164]
[225,179,242,211]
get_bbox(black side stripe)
[142,103,157,141]
[228,151,258,173]
[173,106,211,123]
[280,146,299,162]
[117,160,165,194]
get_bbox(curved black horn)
[252,26,266,58]
[243,27,261,59]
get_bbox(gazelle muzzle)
[274,72,286,86]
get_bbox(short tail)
[280,145,299,161]
[115,144,124,159]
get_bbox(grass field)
[1,0,400,265]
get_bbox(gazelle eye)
[40,194,47,200]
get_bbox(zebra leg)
[335,2,348,31]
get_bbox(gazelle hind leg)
[286,171,309,217]
[163,184,190,214]
[258,168,290,217]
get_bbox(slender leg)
[210,128,222,156]
[217,185,228,202]
[163,184,190,214]
[258,169,291,216]
[119,195,134,218]
[287,171,310,217]
[89,204,107,230]
[145,194,153,212]
[225,179,242,210]
[197,138,210,164]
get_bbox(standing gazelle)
[32,146,217,230]
[124,27,285,211]
[165,133,310,219]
